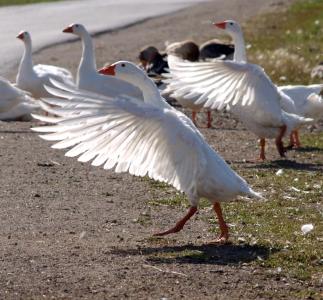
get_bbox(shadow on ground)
[294,146,323,153]
[0,129,33,134]
[244,159,323,171]
[109,242,279,265]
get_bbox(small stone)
[301,224,314,235]
[276,169,283,176]
[79,231,86,239]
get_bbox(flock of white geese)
[1,20,322,243]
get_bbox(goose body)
[62,24,143,99]
[0,77,39,121]
[166,20,312,159]
[279,84,323,118]
[305,92,323,119]
[16,31,74,99]
[32,61,261,243]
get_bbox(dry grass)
[244,0,323,85]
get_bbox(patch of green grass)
[291,289,323,300]
[215,165,322,281]
[146,178,170,190]
[244,0,323,85]
[147,193,187,208]
[301,132,323,149]
[0,0,62,5]
[135,214,152,226]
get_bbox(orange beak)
[213,21,226,29]
[16,32,24,40]
[98,65,116,76]
[63,25,73,33]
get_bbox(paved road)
[0,0,206,76]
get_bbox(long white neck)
[127,73,170,109]
[142,77,166,107]
[231,32,247,62]
[77,31,97,83]
[17,38,34,78]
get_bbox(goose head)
[63,23,87,36]
[213,20,246,62]
[16,31,31,44]
[213,20,242,37]
[98,61,161,103]
[98,61,146,85]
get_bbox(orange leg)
[208,202,229,244]
[153,206,197,236]
[287,130,301,149]
[259,138,266,161]
[192,111,197,126]
[275,125,287,157]
[287,132,295,149]
[293,130,301,148]
[206,111,212,128]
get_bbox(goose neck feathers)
[17,33,35,81]
[78,29,97,83]
[216,20,246,62]
[231,32,247,62]
[106,61,170,109]
[80,31,96,69]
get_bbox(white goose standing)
[166,20,312,160]
[32,61,262,243]
[16,31,74,98]
[62,24,143,99]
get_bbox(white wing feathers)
[35,64,74,85]
[32,88,205,195]
[167,56,283,124]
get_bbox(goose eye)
[121,63,125,67]
[75,24,79,27]
[230,22,233,25]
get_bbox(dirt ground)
[1,0,322,299]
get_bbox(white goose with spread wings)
[16,31,75,98]
[32,61,262,243]
[166,20,312,160]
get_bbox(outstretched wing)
[32,85,206,195]
[166,55,283,126]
